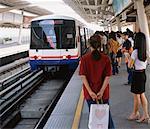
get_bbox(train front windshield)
[30,19,75,49]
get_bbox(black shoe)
[124,83,130,85]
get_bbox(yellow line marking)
[71,89,84,129]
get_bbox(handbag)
[88,100,109,129]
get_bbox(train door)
[79,26,87,56]
[30,26,44,61]
[60,20,77,61]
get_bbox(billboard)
[113,0,132,15]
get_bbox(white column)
[110,22,112,32]
[18,10,24,44]
[116,17,121,31]
[135,0,150,59]
[135,15,140,33]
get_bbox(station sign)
[126,16,136,22]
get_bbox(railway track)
[0,57,29,80]
[0,66,74,129]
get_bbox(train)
[29,15,93,71]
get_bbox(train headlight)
[38,56,42,59]
[63,55,67,59]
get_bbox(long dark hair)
[109,31,116,41]
[89,34,101,61]
[134,32,146,61]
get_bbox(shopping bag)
[88,103,109,129]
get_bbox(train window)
[31,20,61,49]
[40,25,60,49]
[30,20,75,49]
[61,20,75,49]
[31,27,43,49]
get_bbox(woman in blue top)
[128,32,150,124]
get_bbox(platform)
[79,64,150,129]
[43,63,150,129]
[0,43,29,58]
[43,67,82,129]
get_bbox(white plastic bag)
[88,104,109,129]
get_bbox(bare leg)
[128,94,140,120]
[140,93,149,119]
[133,94,141,114]
[118,57,122,67]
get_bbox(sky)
[25,0,103,31]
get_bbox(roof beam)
[87,9,113,16]
[95,0,98,6]
[101,0,107,13]
[75,0,90,18]
[108,0,113,4]
[86,0,92,14]
[95,0,98,21]
[0,4,31,13]
[81,4,112,9]
[87,14,103,19]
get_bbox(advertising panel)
[113,0,132,15]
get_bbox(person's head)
[89,34,101,61]
[109,31,116,41]
[94,31,104,38]
[122,32,129,40]
[94,31,100,34]
[116,31,122,38]
[126,28,131,33]
[134,32,146,61]
[126,28,134,38]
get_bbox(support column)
[18,10,24,44]
[116,17,121,31]
[135,15,140,33]
[110,22,112,32]
[135,0,150,59]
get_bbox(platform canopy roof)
[0,0,52,16]
[63,0,115,25]
[0,0,149,27]
[0,0,132,23]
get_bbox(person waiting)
[128,32,150,124]
[122,32,133,85]
[79,34,115,129]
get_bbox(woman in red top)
[79,34,115,129]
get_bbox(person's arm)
[97,56,111,100]
[128,58,134,68]
[97,76,110,99]
[80,75,97,101]
[128,50,135,68]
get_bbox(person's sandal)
[136,117,150,124]
[127,114,140,121]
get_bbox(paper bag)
[88,104,109,129]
